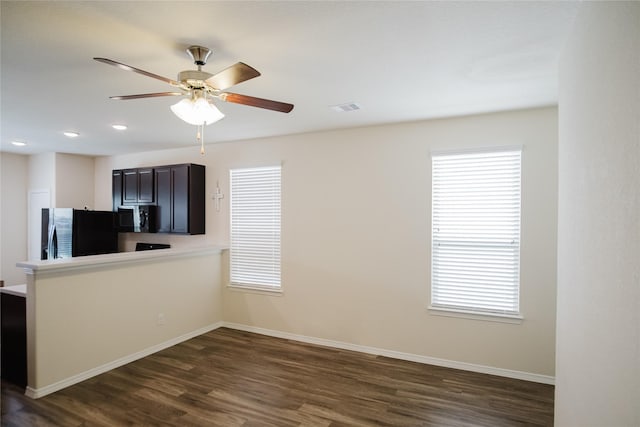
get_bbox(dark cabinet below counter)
[113,163,205,235]
[1,289,27,389]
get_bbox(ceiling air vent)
[330,102,361,112]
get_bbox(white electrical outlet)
[157,313,166,325]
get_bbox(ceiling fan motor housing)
[177,70,214,89]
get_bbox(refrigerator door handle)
[48,225,58,259]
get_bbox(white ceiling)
[1,1,580,156]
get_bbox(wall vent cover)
[330,102,361,112]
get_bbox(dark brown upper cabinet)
[155,164,205,235]
[120,168,154,205]
[113,164,205,235]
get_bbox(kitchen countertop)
[0,284,27,297]
[17,245,228,275]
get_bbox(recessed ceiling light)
[11,141,27,147]
[112,124,127,130]
[63,131,80,138]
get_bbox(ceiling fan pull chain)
[199,124,205,155]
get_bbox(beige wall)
[96,107,558,378]
[0,152,29,285]
[55,153,94,209]
[556,2,640,425]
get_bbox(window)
[431,149,521,317]
[230,165,281,290]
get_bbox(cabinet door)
[122,169,139,204]
[154,167,171,233]
[171,165,189,233]
[112,170,123,211]
[138,168,154,203]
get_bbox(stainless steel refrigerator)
[41,208,119,260]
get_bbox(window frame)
[229,165,282,293]
[429,147,523,321]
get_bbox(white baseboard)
[25,320,553,399]
[25,322,223,399]
[221,322,555,385]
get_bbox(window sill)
[428,306,523,324]
[227,283,283,296]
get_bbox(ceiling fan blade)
[206,62,261,90]
[220,93,294,113]
[94,57,179,86]
[110,92,183,100]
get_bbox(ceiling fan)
[94,45,294,152]
[95,45,294,114]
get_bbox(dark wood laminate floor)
[1,327,553,426]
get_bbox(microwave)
[117,205,157,233]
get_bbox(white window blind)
[230,166,281,289]
[431,149,521,316]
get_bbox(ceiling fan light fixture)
[170,96,224,126]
